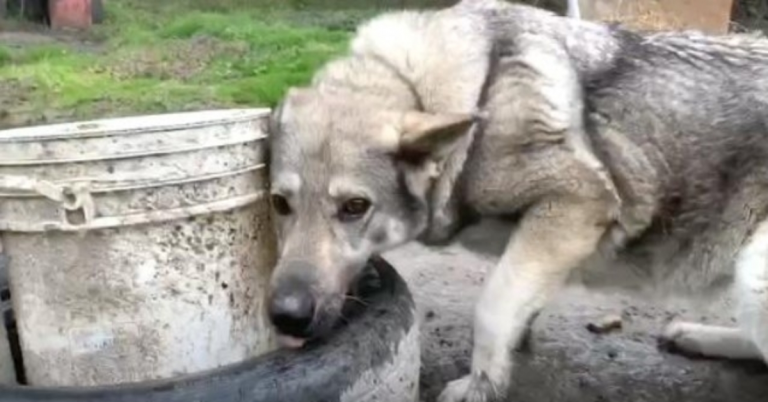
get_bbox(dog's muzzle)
[268,273,317,339]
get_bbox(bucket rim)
[0,108,271,143]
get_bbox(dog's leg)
[438,198,611,402]
[660,322,763,360]
[661,219,768,362]
[734,219,768,360]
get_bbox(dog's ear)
[268,87,312,137]
[268,101,284,135]
[284,87,313,104]
[397,111,476,164]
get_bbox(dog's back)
[577,29,768,295]
[347,1,768,296]
[438,2,768,296]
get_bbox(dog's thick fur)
[266,1,768,401]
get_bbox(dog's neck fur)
[345,3,498,243]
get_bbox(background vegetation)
[0,0,765,128]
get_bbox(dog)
[265,0,768,401]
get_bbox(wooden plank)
[578,0,736,34]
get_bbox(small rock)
[586,314,623,334]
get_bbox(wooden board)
[578,0,736,33]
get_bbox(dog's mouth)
[276,334,308,349]
[273,260,383,349]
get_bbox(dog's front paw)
[658,321,705,357]
[437,373,504,402]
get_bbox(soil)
[0,29,236,130]
[0,27,105,130]
[384,219,768,402]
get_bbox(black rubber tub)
[0,255,420,402]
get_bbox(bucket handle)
[0,175,95,228]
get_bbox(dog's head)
[266,87,474,346]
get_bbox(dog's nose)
[268,285,316,338]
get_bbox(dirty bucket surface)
[0,109,277,387]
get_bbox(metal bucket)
[0,109,277,387]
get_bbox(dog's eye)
[271,194,292,216]
[339,198,371,221]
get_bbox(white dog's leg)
[438,199,611,402]
[660,322,762,360]
[735,219,768,360]
[661,219,768,362]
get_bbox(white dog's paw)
[437,374,504,402]
[658,321,705,357]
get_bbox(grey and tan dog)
[265,0,768,401]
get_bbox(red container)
[49,0,93,30]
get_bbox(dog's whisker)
[344,294,370,306]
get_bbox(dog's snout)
[268,281,316,338]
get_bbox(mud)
[0,28,104,130]
[384,219,768,402]
[0,30,232,131]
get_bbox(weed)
[0,47,11,67]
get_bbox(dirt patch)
[0,19,104,51]
[103,36,248,81]
[0,31,60,47]
[0,75,85,129]
[384,219,768,402]
[0,25,108,129]
[0,78,55,129]
[0,76,135,130]
[0,29,243,129]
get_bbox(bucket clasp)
[0,175,95,230]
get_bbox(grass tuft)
[0,46,11,67]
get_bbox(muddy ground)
[0,28,105,130]
[385,219,768,402]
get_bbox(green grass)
[0,0,560,126]
[0,0,381,125]
[0,46,11,67]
